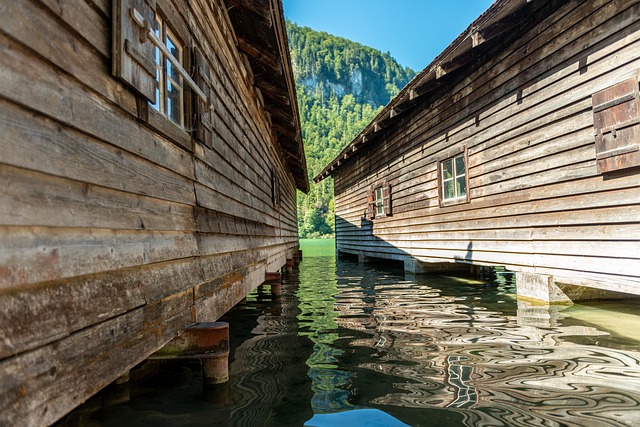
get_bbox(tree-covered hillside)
[287,22,416,237]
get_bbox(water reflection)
[60,243,640,427]
[324,258,640,427]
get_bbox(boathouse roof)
[313,0,557,183]
[226,0,309,192]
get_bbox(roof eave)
[313,0,543,183]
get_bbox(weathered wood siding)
[0,0,303,425]
[333,0,640,294]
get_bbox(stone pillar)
[515,272,572,304]
[404,258,427,274]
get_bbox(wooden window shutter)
[192,47,214,149]
[383,181,392,216]
[366,187,375,220]
[112,0,157,102]
[592,76,640,173]
[271,168,280,208]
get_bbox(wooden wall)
[0,0,303,425]
[333,0,640,295]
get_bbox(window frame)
[374,186,386,217]
[367,181,391,219]
[271,168,281,209]
[151,12,186,129]
[438,145,470,207]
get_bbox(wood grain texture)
[0,0,303,425]
[331,0,640,295]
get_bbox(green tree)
[287,22,416,238]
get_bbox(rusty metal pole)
[270,282,282,297]
[184,322,229,387]
[202,353,229,385]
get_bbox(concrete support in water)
[515,272,632,304]
[358,253,366,264]
[404,258,428,274]
[286,258,294,273]
[150,322,230,387]
[516,272,572,304]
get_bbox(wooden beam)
[276,136,302,158]
[236,37,281,75]
[479,10,524,42]
[254,74,289,104]
[471,28,485,47]
[272,121,297,142]
[268,104,295,126]
[226,0,272,27]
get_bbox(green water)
[299,238,335,257]
[61,239,640,426]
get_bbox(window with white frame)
[439,147,469,205]
[367,181,391,219]
[374,186,385,216]
[152,14,184,127]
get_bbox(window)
[374,187,385,216]
[152,14,184,127]
[271,169,281,208]
[367,181,391,219]
[592,76,640,173]
[439,146,470,206]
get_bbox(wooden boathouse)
[315,0,640,303]
[0,0,307,425]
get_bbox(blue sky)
[283,0,495,72]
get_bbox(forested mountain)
[287,22,416,237]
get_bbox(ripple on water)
[60,242,640,427]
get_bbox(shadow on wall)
[335,213,487,278]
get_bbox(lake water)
[61,239,640,426]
